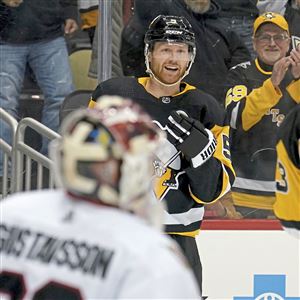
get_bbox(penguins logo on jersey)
[152,120,185,200]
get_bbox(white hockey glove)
[166,111,217,168]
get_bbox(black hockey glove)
[166,111,217,168]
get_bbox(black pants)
[169,234,202,294]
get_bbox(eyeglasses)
[254,34,290,44]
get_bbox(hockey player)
[88,15,235,293]
[0,96,201,299]
[274,104,300,239]
[225,12,300,218]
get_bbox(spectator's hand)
[64,19,78,35]
[166,111,217,168]
[289,46,300,80]
[2,0,23,7]
[271,56,292,87]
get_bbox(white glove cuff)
[191,129,217,168]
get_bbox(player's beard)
[152,65,187,85]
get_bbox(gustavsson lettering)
[0,223,115,278]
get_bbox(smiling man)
[225,12,300,218]
[88,15,235,296]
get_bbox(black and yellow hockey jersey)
[274,104,300,235]
[90,77,235,237]
[225,58,300,210]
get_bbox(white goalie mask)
[50,96,165,228]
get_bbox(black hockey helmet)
[144,15,196,50]
[144,15,196,87]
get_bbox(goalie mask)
[50,96,164,226]
[144,15,196,86]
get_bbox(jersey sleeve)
[274,105,300,230]
[187,123,235,204]
[186,102,235,204]
[286,79,300,103]
[225,65,282,131]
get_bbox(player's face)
[253,23,290,66]
[148,42,190,85]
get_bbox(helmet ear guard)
[144,15,196,86]
[49,96,165,228]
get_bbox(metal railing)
[13,117,60,193]
[0,108,18,197]
[0,109,60,198]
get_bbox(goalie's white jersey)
[0,189,200,299]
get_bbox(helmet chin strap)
[144,45,195,88]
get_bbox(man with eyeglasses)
[225,12,300,219]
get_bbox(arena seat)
[68,47,98,90]
[59,89,92,123]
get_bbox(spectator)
[0,0,78,175]
[0,95,201,298]
[78,0,98,43]
[120,0,251,105]
[274,104,300,239]
[257,0,300,51]
[225,12,300,218]
[89,15,235,294]
[216,0,258,58]
[0,0,11,32]
[257,0,288,15]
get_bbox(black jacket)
[215,0,258,17]
[120,0,251,105]
[0,0,77,43]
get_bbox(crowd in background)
[0,0,299,298]
[0,0,299,220]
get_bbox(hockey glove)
[166,111,217,168]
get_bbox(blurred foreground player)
[274,104,300,239]
[0,96,200,299]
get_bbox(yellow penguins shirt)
[274,104,300,235]
[225,59,300,210]
[89,77,235,237]
[79,0,98,29]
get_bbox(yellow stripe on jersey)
[255,58,272,75]
[232,191,275,210]
[242,78,282,131]
[167,229,200,238]
[274,141,300,221]
[137,77,196,96]
[286,79,300,103]
[88,98,96,108]
[190,125,235,204]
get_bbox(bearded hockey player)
[0,96,200,299]
[88,15,235,293]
